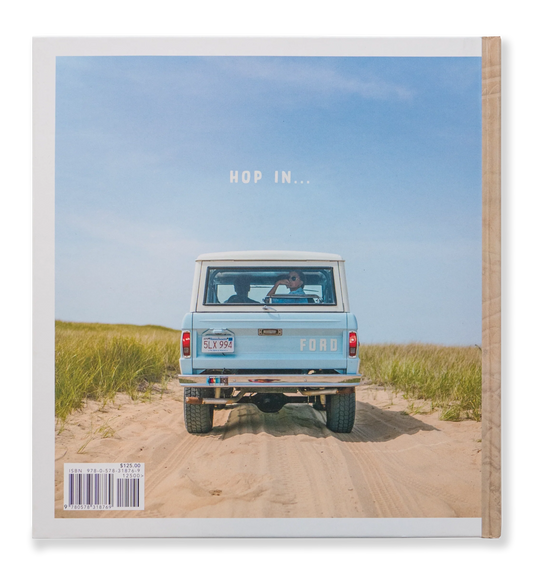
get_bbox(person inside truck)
[266,270,308,304]
[224,276,258,304]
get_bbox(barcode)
[116,478,140,508]
[64,463,144,510]
[68,472,114,506]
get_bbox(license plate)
[202,336,234,353]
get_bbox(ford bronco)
[178,251,361,433]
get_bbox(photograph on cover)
[50,46,483,525]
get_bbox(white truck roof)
[196,251,343,262]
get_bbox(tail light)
[182,331,191,357]
[349,331,358,357]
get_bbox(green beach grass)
[55,321,482,422]
[359,343,482,421]
[55,321,181,421]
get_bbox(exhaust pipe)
[299,388,339,396]
[185,389,247,406]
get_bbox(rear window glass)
[203,267,337,306]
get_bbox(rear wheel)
[184,387,214,433]
[326,391,356,433]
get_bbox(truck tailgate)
[192,312,347,371]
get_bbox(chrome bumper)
[179,373,362,387]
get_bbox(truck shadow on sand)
[212,402,439,442]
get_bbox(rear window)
[203,267,337,306]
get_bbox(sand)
[55,380,481,518]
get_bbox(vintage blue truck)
[178,251,361,433]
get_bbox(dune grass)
[55,322,482,423]
[359,343,482,421]
[55,321,181,421]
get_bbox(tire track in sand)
[55,385,481,519]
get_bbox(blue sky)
[55,55,481,344]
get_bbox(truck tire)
[326,391,356,433]
[184,387,214,433]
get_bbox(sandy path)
[55,381,481,518]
